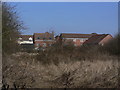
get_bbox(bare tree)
[2,3,25,54]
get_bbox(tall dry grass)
[3,36,120,88]
[3,52,119,88]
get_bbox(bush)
[3,54,119,88]
[99,34,120,55]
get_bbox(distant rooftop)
[60,33,97,38]
[84,34,112,44]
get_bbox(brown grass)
[3,52,119,88]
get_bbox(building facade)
[18,32,113,50]
[18,32,55,50]
[59,33,96,46]
[83,34,113,46]
[33,32,54,49]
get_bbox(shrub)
[99,34,120,55]
[3,54,119,88]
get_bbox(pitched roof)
[83,34,109,45]
[19,35,33,41]
[60,33,95,38]
[34,32,54,40]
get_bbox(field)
[3,49,119,88]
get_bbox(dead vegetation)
[2,50,119,88]
[3,34,120,88]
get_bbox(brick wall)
[99,35,113,46]
[63,39,87,46]
[34,40,54,47]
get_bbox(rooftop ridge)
[61,33,94,35]
[20,35,33,36]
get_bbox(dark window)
[37,37,40,39]
[43,37,46,40]
[49,37,52,39]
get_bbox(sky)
[10,2,118,36]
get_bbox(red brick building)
[33,32,54,49]
[18,33,113,50]
[59,33,96,46]
[83,34,113,46]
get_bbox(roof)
[34,32,54,40]
[60,33,95,38]
[19,35,33,41]
[83,34,109,45]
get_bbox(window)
[101,43,104,46]
[49,44,52,46]
[74,44,77,46]
[43,43,46,47]
[79,38,88,42]
[73,39,76,42]
[36,43,40,46]
[80,39,84,42]
[49,37,52,39]
[37,37,40,39]
[43,37,46,40]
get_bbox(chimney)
[91,33,97,35]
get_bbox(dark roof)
[19,35,33,41]
[60,33,95,38]
[34,32,54,40]
[83,34,109,45]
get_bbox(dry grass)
[3,52,119,88]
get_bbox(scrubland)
[2,44,119,88]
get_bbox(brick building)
[83,34,113,46]
[18,32,54,50]
[58,33,96,46]
[33,32,54,49]
[18,32,113,50]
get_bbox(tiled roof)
[19,35,33,41]
[34,32,54,40]
[83,34,109,44]
[60,33,95,38]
